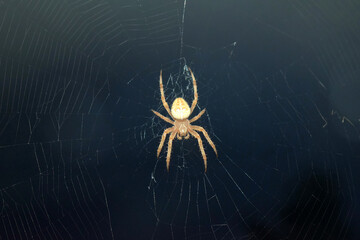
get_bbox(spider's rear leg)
[159,70,172,117]
[188,68,198,113]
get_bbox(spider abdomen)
[171,98,191,120]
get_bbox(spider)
[152,68,217,172]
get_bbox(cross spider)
[152,68,217,172]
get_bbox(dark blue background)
[0,0,359,239]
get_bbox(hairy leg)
[188,68,198,113]
[189,129,207,172]
[152,110,174,125]
[189,109,206,123]
[159,70,173,117]
[191,125,217,157]
[166,131,177,171]
[157,127,174,158]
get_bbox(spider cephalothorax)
[152,68,217,172]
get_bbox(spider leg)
[189,108,206,123]
[152,110,174,125]
[177,134,182,140]
[166,131,177,171]
[189,129,207,172]
[191,125,218,157]
[188,67,198,114]
[159,70,173,117]
[157,127,174,158]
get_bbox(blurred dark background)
[0,0,359,239]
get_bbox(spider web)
[0,0,359,239]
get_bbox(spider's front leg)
[166,132,177,171]
[157,127,174,158]
[192,125,218,157]
[189,129,207,172]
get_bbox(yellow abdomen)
[171,98,191,120]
